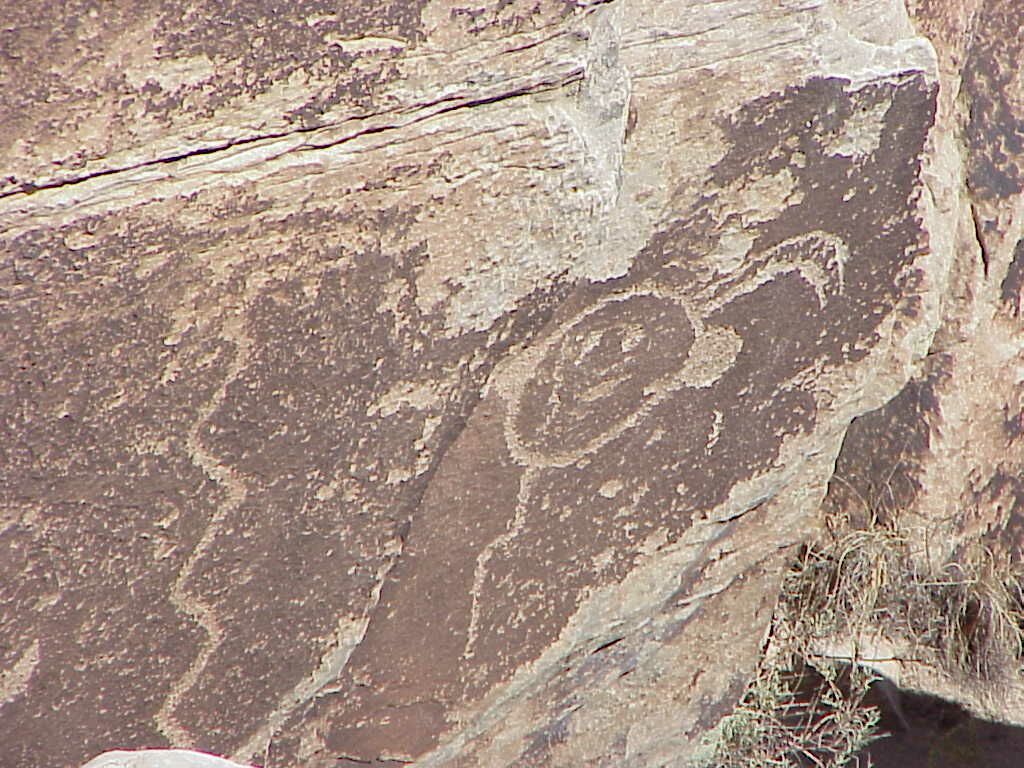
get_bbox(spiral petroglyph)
[503,227,848,471]
[504,285,742,469]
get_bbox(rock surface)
[0,0,1015,766]
[818,0,1024,725]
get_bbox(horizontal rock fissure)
[0,69,584,206]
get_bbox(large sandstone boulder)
[1,0,1015,765]
[815,0,1024,732]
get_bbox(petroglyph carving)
[505,285,738,469]
[504,228,847,471]
[0,0,962,764]
[709,231,849,310]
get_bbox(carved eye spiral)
[507,287,742,468]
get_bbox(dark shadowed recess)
[773,663,1024,768]
[855,678,1024,768]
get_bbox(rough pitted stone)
[828,0,1024,579]
[819,0,1024,728]
[0,0,989,766]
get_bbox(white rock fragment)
[81,750,256,768]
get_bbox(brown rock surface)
[817,0,1024,734]
[3,0,1012,766]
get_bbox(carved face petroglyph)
[504,285,742,469]
[503,226,849,471]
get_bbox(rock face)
[817,0,1024,726]
[0,0,1016,766]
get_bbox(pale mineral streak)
[81,750,255,768]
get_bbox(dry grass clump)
[932,545,1024,681]
[710,654,880,768]
[703,511,1024,768]
[791,521,1024,684]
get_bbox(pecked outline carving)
[502,230,848,471]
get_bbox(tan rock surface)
[818,0,1024,733]
[0,0,986,766]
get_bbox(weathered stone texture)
[0,0,987,766]
[818,0,1024,728]
[829,0,1024,563]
